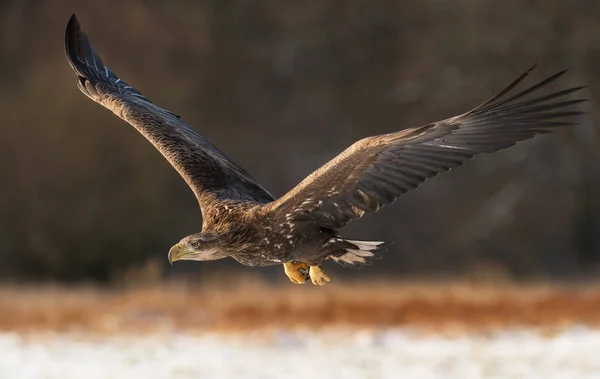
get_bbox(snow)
[1,327,599,379]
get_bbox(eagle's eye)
[191,241,200,248]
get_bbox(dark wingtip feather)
[64,13,104,83]
[69,13,79,26]
[67,13,80,35]
[471,67,579,117]
[65,14,83,74]
[64,14,150,103]
[468,66,536,112]
[467,65,576,117]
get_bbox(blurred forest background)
[2,0,600,284]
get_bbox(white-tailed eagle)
[65,14,585,285]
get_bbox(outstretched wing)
[65,14,274,221]
[267,66,586,229]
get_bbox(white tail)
[327,238,390,268]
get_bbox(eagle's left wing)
[65,14,274,223]
[266,66,585,229]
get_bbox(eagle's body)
[177,199,348,267]
[65,14,586,285]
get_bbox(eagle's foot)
[283,261,310,284]
[309,266,331,286]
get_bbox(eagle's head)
[168,233,228,264]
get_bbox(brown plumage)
[65,14,586,284]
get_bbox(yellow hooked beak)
[168,243,185,265]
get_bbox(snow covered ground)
[0,328,599,379]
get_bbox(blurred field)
[3,282,600,378]
[1,281,599,334]
[3,328,600,379]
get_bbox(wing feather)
[267,66,586,229]
[65,14,274,221]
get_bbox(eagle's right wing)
[266,66,586,230]
[65,14,274,221]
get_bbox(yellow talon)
[283,261,310,284]
[309,266,331,286]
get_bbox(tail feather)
[326,238,391,268]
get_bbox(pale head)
[168,232,228,264]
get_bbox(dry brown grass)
[1,280,599,335]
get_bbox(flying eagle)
[65,14,585,285]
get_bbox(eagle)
[65,14,585,285]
